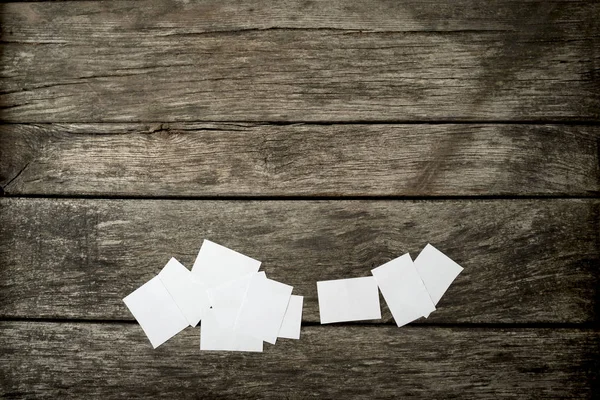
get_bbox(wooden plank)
[0,322,597,398]
[1,1,598,122]
[0,197,597,323]
[2,0,597,33]
[1,123,598,197]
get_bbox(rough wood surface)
[0,197,597,323]
[0,322,597,399]
[1,123,598,197]
[1,1,597,398]
[2,0,597,32]
[1,1,598,122]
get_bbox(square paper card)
[371,253,436,327]
[123,276,189,349]
[158,257,210,327]
[192,239,261,289]
[278,295,303,340]
[317,276,381,324]
[207,272,264,330]
[200,308,263,352]
[235,273,293,344]
[414,243,464,306]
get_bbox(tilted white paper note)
[235,273,293,344]
[200,308,263,352]
[317,276,381,324]
[371,253,436,327]
[414,243,464,309]
[278,295,303,340]
[192,239,261,289]
[207,272,263,330]
[123,276,189,349]
[157,257,211,327]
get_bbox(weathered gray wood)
[1,1,598,122]
[0,322,597,399]
[2,0,597,33]
[0,197,597,323]
[1,123,598,197]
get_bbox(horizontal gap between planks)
[1,120,600,126]
[1,193,599,201]
[0,317,597,330]
[0,27,517,35]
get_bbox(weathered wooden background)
[0,0,598,398]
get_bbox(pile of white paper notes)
[317,244,463,326]
[123,240,303,351]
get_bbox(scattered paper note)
[278,295,303,340]
[124,238,464,350]
[235,273,293,344]
[371,253,436,327]
[414,243,464,307]
[158,257,210,327]
[207,272,263,330]
[192,239,261,289]
[200,308,263,352]
[123,276,189,349]
[317,276,381,324]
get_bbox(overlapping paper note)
[123,240,303,350]
[124,240,463,350]
[317,243,463,326]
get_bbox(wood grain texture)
[1,123,598,197]
[2,0,597,32]
[0,322,598,399]
[1,1,598,122]
[0,197,597,323]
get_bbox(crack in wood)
[1,161,31,193]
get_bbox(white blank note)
[235,273,293,344]
[158,257,210,327]
[207,272,262,330]
[317,276,381,324]
[192,239,261,289]
[414,243,464,306]
[200,309,263,352]
[371,253,436,327]
[278,295,303,340]
[123,276,189,349]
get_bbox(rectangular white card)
[371,253,436,327]
[278,295,303,340]
[414,243,464,307]
[158,257,211,327]
[235,273,293,344]
[192,239,261,289]
[123,276,189,349]
[317,276,381,324]
[200,308,263,352]
[207,272,263,330]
